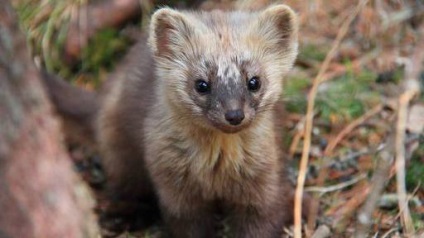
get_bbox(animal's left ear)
[250,5,298,61]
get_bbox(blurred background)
[2,0,424,237]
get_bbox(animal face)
[184,52,266,133]
[149,5,298,133]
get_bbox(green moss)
[316,97,364,121]
[411,212,424,230]
[285,76,311,94]
[282,66,381,122]
[314,69,380,121]
[298,44,328,62]
[406,143,424,191]
[284,97,307,114]
[356,69,377,84]
[282,76,310,114]
[76,28,130,84]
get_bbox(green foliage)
[411,212,424,230]
[285,76,311,93]
[81,29,129,71]
[316,69,380,121]
[298,43,328,62]
[15,0,131,87]
[75,28,130,85]
[283,69,380,122]
[391,67,404,84]
[356,68,377,84]
[15,0,71,73]
[316,84,364,120]
[405,142,424,231]
[283,76,310,114]
[15,1,40,24]
[406,143,424,191]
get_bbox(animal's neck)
[155,93,278,168]
[171,109,276,159]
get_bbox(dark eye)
[247,76,261,92]
[195,79,210,94]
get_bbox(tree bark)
[0,2,98,238]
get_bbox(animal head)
[149,5,298,133]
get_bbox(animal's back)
[96,36,160,229]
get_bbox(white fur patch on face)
[149,5,299,131]
[217,61,241,88]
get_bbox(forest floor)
[14,0,424,237]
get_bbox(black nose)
[225,109,245,125]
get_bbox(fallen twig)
[391,182,422,228]
[325,134,419,171]
[354,24,424,237]
[305,173,367,195]
[298,1,371,233]
[324,104,383,155]
[332,184,371,232]
[381,228,400,238]
[393,26,424,236]
[354,139,394,237]
[320,47,380,82]
[288,116,305,158]
[395,91,416,235]
[379,192,422,210]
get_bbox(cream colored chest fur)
[144,112,280,207]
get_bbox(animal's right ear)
[248,5,298,68]
[149,8,195,58]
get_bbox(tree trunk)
[0,3,98,238]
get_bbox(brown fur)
[45,5,306,237]
[41,71,99,147]
[99,5,299,237]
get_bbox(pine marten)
[43,4,306,237]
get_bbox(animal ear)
[149,8,195,58]
[251,5,298,57]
